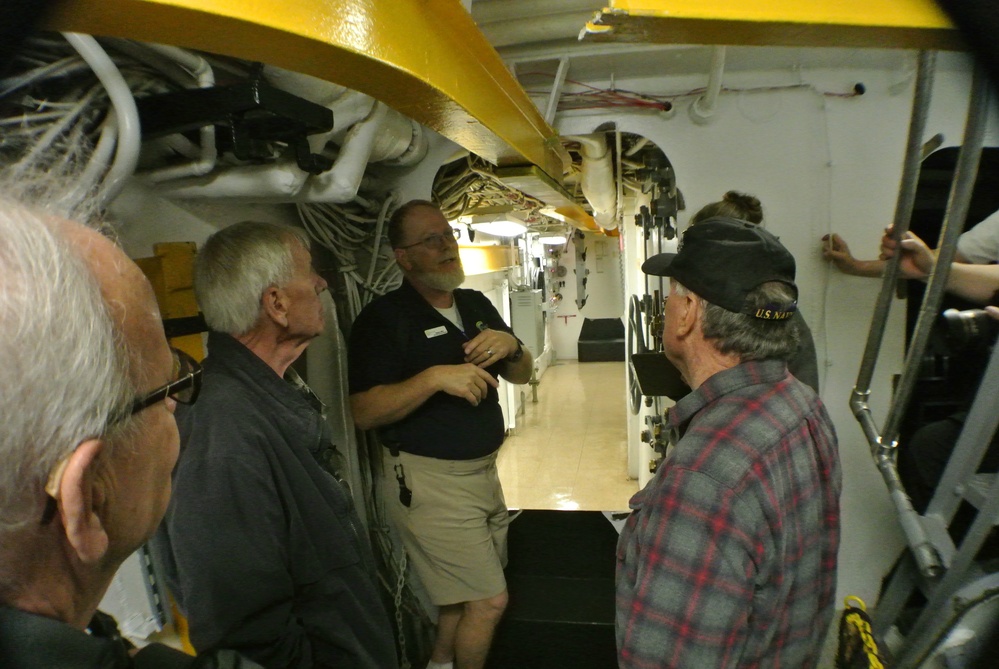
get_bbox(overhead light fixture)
[469,213,528,238]
[538,235,568,245]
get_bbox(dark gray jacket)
[0,608,260,669]
[160,333,397,669]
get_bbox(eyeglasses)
[397,227,461,251]
[41,348,203,524]
[130,348,203,416]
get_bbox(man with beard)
[348,200,533,669]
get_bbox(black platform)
[487,510,621,669]
[577,318,626,362]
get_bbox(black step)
[487,510,621,669]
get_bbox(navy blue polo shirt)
[347,280,513,460]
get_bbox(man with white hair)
[616,218,842,669]
[160,221,398,669]
[0,197,256,668]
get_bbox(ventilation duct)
[564,133,618,230]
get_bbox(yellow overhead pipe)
[586,0,962,50]
[44,0,568,181]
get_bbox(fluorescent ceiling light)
[538,235,568,245]
[469,215,527,237]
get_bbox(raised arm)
[350,364,498,430]
[880,229,999,303]
[937,263,999,304]
[821,233,886,277]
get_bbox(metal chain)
[394,550,410,669]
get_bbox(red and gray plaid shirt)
[616,359,841,668]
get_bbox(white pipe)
[689,46,726,124]
[369,107,415,162]
[285,85,427,169]
[159,134,203,160]
[160,103,390,203]
[624,137,649,157]
[303,90,375,157]
[263,65,347,106]
[564,133,617,230]
[327,91,378,143]
[262,79,369,154]
[62,33,141,208]
[152,63,422,201]
[379,120,428,167]
[300,102,388,202]
[158,159,309,199]
[143,44,217,183]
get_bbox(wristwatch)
[506,339,524,363]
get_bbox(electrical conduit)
[62,32,140,208]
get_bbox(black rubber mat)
[486,510,621,669]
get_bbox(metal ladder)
[849,52,999,667]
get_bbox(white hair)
[195,221,311,336]
[671,278,799,361]
[0,199,134,537]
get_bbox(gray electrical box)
[510,289,545,358]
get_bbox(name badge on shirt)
[424,326,448,338]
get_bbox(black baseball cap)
[641,217,798,320]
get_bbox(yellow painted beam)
[587,0,963,50]
[459,244,519,276]
[494,165,601,231]
[44,0,568,180]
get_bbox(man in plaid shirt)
[616,217,842,668]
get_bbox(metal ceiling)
[44,0,568,181]
[43,0,964,230]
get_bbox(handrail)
[853,51,935,401]
[849,57,991,579]
[882,65,990,445]
[849,50,938,576]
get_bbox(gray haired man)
[160,221,398,669]
[616,217,842,668]
[0,198,256,668]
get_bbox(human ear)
[394,248,412,272]
[58,439,109,565]
[675,294,699,338]
[261,286,289,328]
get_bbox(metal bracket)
[136,78,335,175]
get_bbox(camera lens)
[941,308,999,349]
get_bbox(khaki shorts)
[384,449,510,606]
